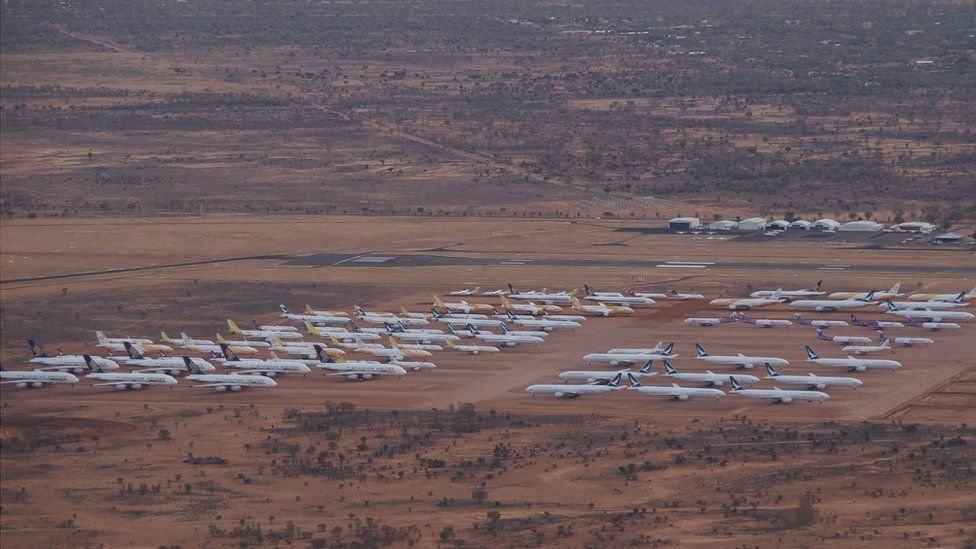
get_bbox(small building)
[811,218,840,232]
[892,221,935,234]
[932,232,963,244]
[668,217,700,231]
[790,220,812,230]
[839,220,884,232]
[708,220,738,231]
[767,220,790,231]
[738,217,767,231]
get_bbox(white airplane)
[582,346,677,367]
[27,340,119,372]
[905,318,960,331]
[396,306,437,319]
[830,282,902,300]
[506,284,576,304]
[316,354,407,380]
[625,290,669,299]
[694,343,789,370]
[794,314,848,328]
[349,339,433,360]
[526,373,624,398]
[841,339,891,355]
[382,323,459,343]
[303,304,350,317]
[304,323,381,342]
[764,363,862,390]
[1,367,78,389]
[161,331,214,346]
[736,312,792,328]
[559,360,656,384]
[751,281,824,300]
[227,319,304,340]
[83,356,178,390]
[269,336,345,359]
[498,324,550,339]
[428,308,504,328]
[816,329,871,345]
[433,294,495,314]
[96,331,172,354]
[256,324,299,333]
[504,310,580,331]
[661,360,759,387]
[877,331,933,347]
[119,342,215,374]
[626,373,725,400]
[279,304,352,324]
[878,299,966,311]
[449,287,480,296]
[669,290,705,301]
[729,376,829,403]
[465,324,544,346]
[174,334,261,357]
[790,291,876,312]
[883,301,974,322]
[482,288,509,297]
[570,297,633,317]
[500,295,562,315]
[355,307,430,327]
[444,339,499,355]
[850,314,904,329]
[804,345,901,372]
[389,336,442,352]
[684,312,737,327]
[390,359,436,372]
[216,345,311,376]
[908,288,975,303]
[215,333,271,348]
[185,359,278,391]
[607,341,671,354]
[709,294,783,310]
[583,285,655,306]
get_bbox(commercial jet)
[227,319,304,340]
[751,281,824,300]
[83,356,178,390]
[355,307,430,327]
[96,331,172,354]
[626,373,725,401]
[878,298,967,311]
[841,339,891,355]
[500,296,562,315]
[883,301,974,322]
[729,376,829,403]
[448,287,480,296]
[162,331,213,346]
[670,290,705,300]
[383,323,459,344]
[444,339,499,355]
[279,305,351,324]
[850,314,903,329]
[790,291,876,312]
[582,345,676,367]
[815,329,871,345]
[315,351,407,380]
[466,324,544,346]
[908,288,975,303]
[794,314,848,328]
[526,373,624,398]
[120,342,215,374]
[215,333,271,348]
[305,323,382,342]
[694,343,789,370]
[558,360,657,384]
[1,367,78,389]
[804,346,901,372]
[504,310,580,331]
[303,304,350,317]
[684,312,737,327]
[269,336,345,359]
[829,282,902,300]
[764,363,862,390]
[177,334,259,356]
[661,360,759,386]
[388,336,442,352]
[185,359,277,391]
[905,318,959,331]
[506,284,575,304]
[607,341,670,354]
[570,297,634,317]
[27,340,119,372]
[876,331,933,347]
[432,295,495,314]
[709,294,783,310]
[582,286,655,306]
[216,345,311,376]
[737,313,792,328]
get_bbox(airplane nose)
[66,374,80,382]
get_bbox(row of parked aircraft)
[708,282,976,314]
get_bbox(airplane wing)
[190,383,234,388]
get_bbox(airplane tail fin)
[432,294,445,307]
[814,280,823,291]
[584,284,593,296]
[805,345,820,360]
[304,304,316,314]
[662,342,675,355]
[219,343,239,361]
[499,323,510,334]
[663,360,677,375]
[389,336,401,347]
[571,296,583,310]
[724,312,737,323]
[227,319,243,334]
[506,309,517,320]
[816,329,829,341]
[466,323,480,334]
[313,344,331,363]
[305,321,321,336]
[429,307,442,319]
[729,376,744,391]
[627,372,642,388]
[160,331,174,343]
[890,282,901,295]
[95,331,109,344]
[123,341,144,360]
[694,343,708,357]
[445,339,457,349]
[608,373,622,387]
[954,292,966,304]
[968,286,976,297]
[183,356,202,375]
[83,354,102,373]
[395,321,408,332]
[877,330,888,342]
[765,362,778,377]
[884,300,898,311]
[638,360,653,374]
[446,324,458,336]
[400,305,411,317]
[279,304,290,315]
[355,306,366,317]
[862,290,876,302]
[507,282,515,294]
[27,339,47,358]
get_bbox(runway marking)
[351,256,396,263]
[657,264,708,269]
[665,261,715,265]
[818,267,848,271]
[331,255,362,265]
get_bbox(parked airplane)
[504,310,580,331]
[526,373,624,398]
[559,360,657,384]
[185,359,277,391]
[1,367,78,389]
[729,376,829,403]
[316,352,407,380]
[216,345,311,376]
[583,285,655,306]
[355,307,430,327]
[176,334,259,356]
[670,290,705,301]
[466,324,544,346]
[625,290,669,299]
[227,319,304,340]
[506,284,575,304]
[389,336,442,352]
[850,314,904,329]
[83,356,178,390]
[684,313,737,327]
[830,282,902,300]
[709,294,783,310]
[905,318,960,331]
[444,339,499,355]
[215,333,271,348]
[390,359,437,372]
[162,331,213,346]
[737,312,792,328]
[694,343,789,370]
[764,363,861,390]
[500,296,562,315]
[96,331,172,354]
[498,324,551,339]
[661,360,759,386]
[908,288,975,303]
[383,323,459,344]
[883,301,974,322]
[790,291,876,312]
[841,339,891,355]
[582,347,677,367]
[607,341,673,355]
[433,294,495,314]
[352,339,434,360]
[270,336,345,359]
[794,314,848,328]
[877,331,933,347]
[816,329,871,345]
[751,281,824,300]
[279,304,352,324]
[804,346,901,372]
[570,297,634,317]
[120,342,215,374]
[303,304,350,317]
[448,287,480,296]
[626,373,725,400]
[878,299,966,311]
[305,323,382,342]
[27,340,119,372]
